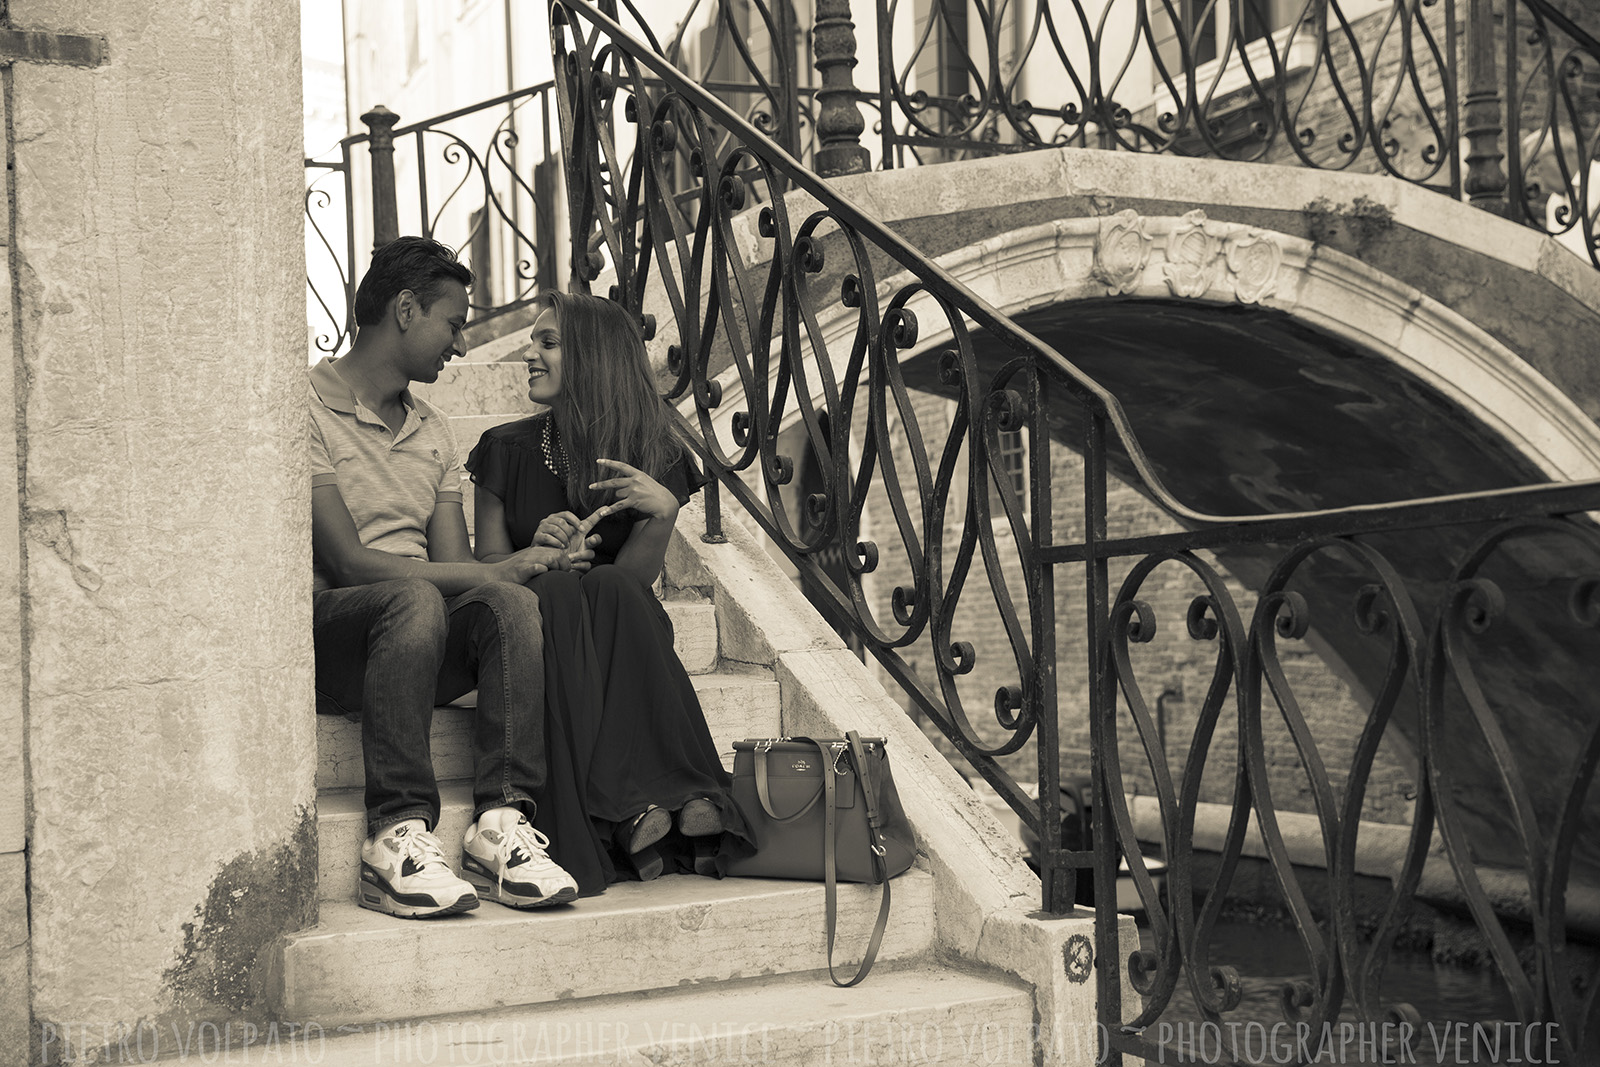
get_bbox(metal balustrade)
[549,0,1600,1061]
[304,84,563,356]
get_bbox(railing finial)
[361,104,402,251]
[811,0,870,177]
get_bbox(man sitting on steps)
[310,236,578,917]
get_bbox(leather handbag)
[725,731,916,986]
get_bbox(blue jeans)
[313,578,546,836]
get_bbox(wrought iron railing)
[303,83,563,356]
[1507,0,1600,269]
[552,0,1600,1061]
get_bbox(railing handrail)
[1523,0,1600,58]
[321,79,560,153]
[553,0,1600,534]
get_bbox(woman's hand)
[533,511,585,550]
[590,459,680,523]
[537,507,620,571]
[566,530,604,572]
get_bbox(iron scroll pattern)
[1093,520,1600,1063]
[305,152,356,356]
[872,0,1461,183]
[551,1,1600,1062]
[303,84,562,355]
[555,0,1077,893]
[1506,0,1600,266]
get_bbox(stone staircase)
[255,345,1128,1066]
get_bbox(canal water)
[1133,921,1586,1065]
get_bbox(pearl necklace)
[540,417,570,481]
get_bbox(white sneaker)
[358,824,479,919]
[461,816,579,908]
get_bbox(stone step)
[690,664,786,767]
[461,303,542,362]
[245,965,1033,1065]
[314,600,725,792]
[316,665,781,900]
[274,869,940,1027]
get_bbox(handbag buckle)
[756,739,774,755]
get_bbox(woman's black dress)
[466,413,750,895]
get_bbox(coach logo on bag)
[791,758,812,772]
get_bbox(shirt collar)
[310,357,428,421]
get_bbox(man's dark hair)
[353,236,473,328]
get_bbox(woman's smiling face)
[525,306,564,404]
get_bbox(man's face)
[401,281,469,384]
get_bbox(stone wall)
[1,22,29,1057]
[4,1,316,1059]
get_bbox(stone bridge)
[689,146,1600,898]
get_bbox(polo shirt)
[309,357,466,592]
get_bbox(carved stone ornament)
[1224,229,1284,304]
[1092,209,1153,295]
[1162,209,1223,298]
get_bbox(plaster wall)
[7,0,316,1055]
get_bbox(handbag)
[725,731,916,986]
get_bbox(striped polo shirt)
[308,357,466,592]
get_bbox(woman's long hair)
[537,291,685,513]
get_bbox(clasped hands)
[525,458,677,572]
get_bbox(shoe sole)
[678,798,723,837]
[357,871,478,920]
[461,855,578,909]
[622,806,672,853]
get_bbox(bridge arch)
[708,208,1600,491]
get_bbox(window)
[911,0,970,161]
[1150,0,1305,77]
[468,206,493,308]
[997,428,1026,499]
[991,427,1029,527]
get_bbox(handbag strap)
[822,734,893,988]
[754,740,826,823]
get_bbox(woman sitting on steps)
[466,290,751,893]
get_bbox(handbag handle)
[753,739,827,823]
[822,732,893,988]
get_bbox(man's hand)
[590,460,679,522]
[492,545,569,585]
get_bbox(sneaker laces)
[488,819,554,892]
[398,827,451,873]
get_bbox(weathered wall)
[1,50,28,1061]
[7,0,316,1059]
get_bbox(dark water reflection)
[1134,922,1582,1065]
